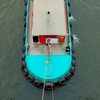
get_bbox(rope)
[46,44,51,64]
[42,44,54,100]
[42,64,47,100]
[52,85,54,100]
[50,61,54,100]
[47,44,54,100]
[42,45,50,100]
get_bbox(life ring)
[58,78,66,86]
[45,83,55,90]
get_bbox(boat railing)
[66,0,72,55]
[25,0,29,56]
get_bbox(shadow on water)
[0,0,100,100]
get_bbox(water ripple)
[0,0,100,100]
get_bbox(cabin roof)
[32,0,67,35]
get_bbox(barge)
[21,0,76,89]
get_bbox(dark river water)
[0,0,100,100]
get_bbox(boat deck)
[28,44,67,55]
[28,1,69,55]
[33,0,68,35]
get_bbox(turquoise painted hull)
[26,54,71,82]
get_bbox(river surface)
[0,0,100,100]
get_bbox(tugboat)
[22,0,76,90]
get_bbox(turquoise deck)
[26,54,72,82]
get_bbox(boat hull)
[22,0,76,89]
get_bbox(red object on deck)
[58,36,65,43]
[48,35,56,38]
[39,36,46,44]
